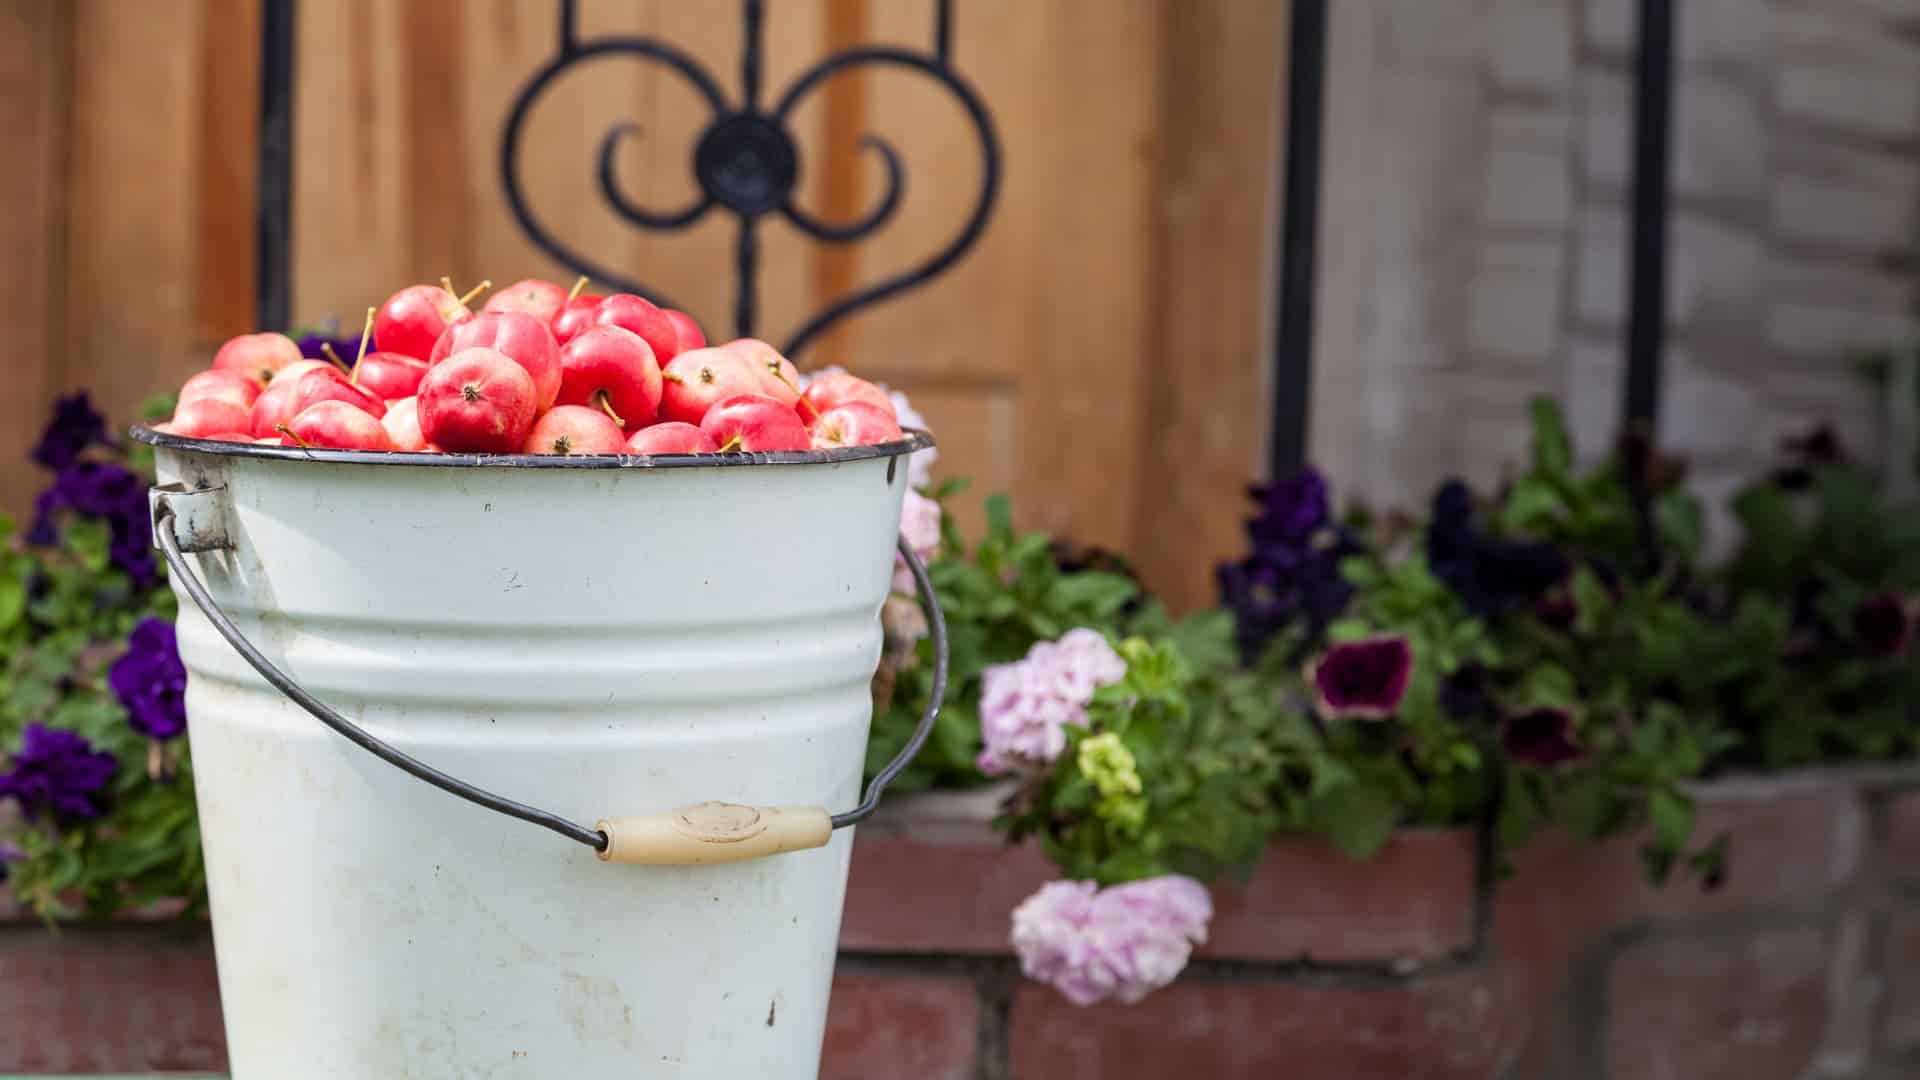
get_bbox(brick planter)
[5,768,1919,1077]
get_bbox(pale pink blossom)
[893,489,943,594]
[976,629,1126,775]
[1010,876,1213,1006]
[802,364,936,489]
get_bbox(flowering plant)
[1,392,204,919]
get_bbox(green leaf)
[1500,477,1565,532]
[1648,788,1693,854]
[1309,781,1401,861]
[983,494,1013,539]
[1529,398,1573,479]
[1653,491,1705,562]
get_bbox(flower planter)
[5,767,1918,1078]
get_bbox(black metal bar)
[934,0,951,64]
[742,0,764,110]
[558,0,577,55]
[255,0,296,333]
[1624,0,1674,428]
[1268,0,1327,480]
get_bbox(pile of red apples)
[158,277,908,456]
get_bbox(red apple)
[247,361,337,437]
[212,332,304,386]
[179,369,262,410]
[429,311,562,412]
[199,431,255,443]
[284,400,397,451]
[722,338,803,408]
[375,284,470,359]
[658,347,762,426]
[254,436,287,446]
[625,422,718,455]
[551,294,607,346]
[800,371,895,425]
[593,294,682,367]
[284,367,386,419]
[556,326,661,429]
[163,398,254,438]
[521,405,627,456]
[809,402,905,449]
[351,351,430,401]
[483,278,569,325]
[699,394,809,453]
[380,396,428,452]
[664,309,707,353]
[417,347,538,453]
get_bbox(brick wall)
[1309,0,1920,542]
[5,767,1919,1078]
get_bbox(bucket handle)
[151,485,947,865]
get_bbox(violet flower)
[1427,480,1567,618]
[295,330,366,370]
[977,629,1127,775]
[1010,875,1213,1006]
[29,461,155,586]
[1308,635,1413,720]
[1216,469,1360,661]
[31,393,111,471]
[1502,707,1584,768]
[109,617,189,740]
[1852,592,1913,658]
[0,724,118,824]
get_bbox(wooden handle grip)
[596,802,833,865]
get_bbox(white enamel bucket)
[138,427,944,1079]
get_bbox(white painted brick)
[1491,4,1574,91]
[1673,77,1768,208]
[1656,350,1776,462]
[1380,0,1492,72]
[1778,61,1920,141]
[1483,147,1574,228]
[1578,69,1631,191]
[1668,215,1767,334]
[1565,337,1625,461]
[1574,203,1627,329]
[1770,173,1916,255]
[1583,0,1633,55]
[1766,302,1919,356]
[1679,0,1771,71]
[1466,237,1559,355]
[1490,103,1573,148]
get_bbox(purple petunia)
[295,331,367,370]
[109,617,189,740]
[0,724,118,824]
[1216,469,1360,661]
[1427,480,1567,618]
[1010,875,1213,1006]
[1308,635,1413,720]
[30,393,111,471]
[1502,707,1584,768]
[1852,592,1913,658]
[28,460,155,586]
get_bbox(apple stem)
[592,389,625,428]
[440,275,456,296]
[274,423,313,449]
[661,371,683,384]
[349,306,375,385]
[717,434,742,453]
[319,342,352,376]
[566,275,590,303]
[456,280,492,309]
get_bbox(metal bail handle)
[151,485,948,864]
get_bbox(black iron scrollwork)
[499,0,1001,360]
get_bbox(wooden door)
[2,0,1285,612]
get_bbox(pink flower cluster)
[893,489,942,595]
[976,629,1127,775]
[1010,875,1213,1006]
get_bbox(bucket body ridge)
[155,447,910,1078]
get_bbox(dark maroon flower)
[31,393,111,471]
[1309,636,1413,720]
[1502,707,1584,768]
[0,723,118,824]
[1852,592,1912,658]
[1773,425,1846,490]
[1535,587,1577,631]
[109,618,189,739]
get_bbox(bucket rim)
[130,424,934,470]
